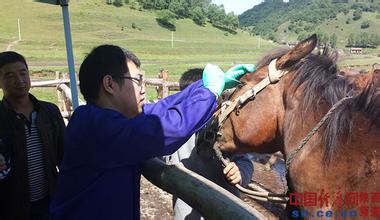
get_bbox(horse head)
[215,34,318,156]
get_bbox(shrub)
[361,21,370,29]
[191,7,206,26]
[113,0,123,7]
[353,9,362,20]
[129,1,138,9]
[156,10,176,31]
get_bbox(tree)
[157,9,177,30]
[207,4,225,25]
[347,33,355,47]
[188,0,211,9]
[353,9,362,20]
[224,12,239,30]
[155,0,170,10]
[329,33,338,48]
[360,20,370,29]
[191,6,206,26]
[358,32,369,47]
[113,0,123,7]
[317,32,329,46]
[369,33,378,46]
[138,0,154,9]
[297,32,309,41]
[169,0,189,18]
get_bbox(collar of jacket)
[1,93,41,113]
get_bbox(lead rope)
[213,136,288,203]
[212,95,355,203]
[211,59,291,203]
[285,94,355,173]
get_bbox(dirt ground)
[140,176,173,220]
[140,154,288,220]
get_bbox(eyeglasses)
[113,74,144,87]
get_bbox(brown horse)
[214,35,380,218]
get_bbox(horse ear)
[276,34,317,70]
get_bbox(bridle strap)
[217,59,288,127]
[268,58,287,83]
[210,58,291,203]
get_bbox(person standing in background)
[166,67,255,220]
[0,51,65,220]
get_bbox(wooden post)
[156,69,169,99]
[56,71,71,123]
[56,71,64,112]
[141,158,266,220]
[18,18,22,41]
[62,72,72,115]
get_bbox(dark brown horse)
[214,35,380,218]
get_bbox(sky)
[211,0,289,15]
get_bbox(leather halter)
[209,58,354,203]
[216,59,288,128]
[204,59,290,203]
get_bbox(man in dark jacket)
[0,51,65,220]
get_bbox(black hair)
[122,48,141,68]
[0,51,29,70]
[179,68,203,91]
[79,44,141,103]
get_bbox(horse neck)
[281,82,329,159]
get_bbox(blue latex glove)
[202,64,225,97]
[224,64,256,89]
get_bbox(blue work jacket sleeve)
[231,154,254,187]
[135,80,217,157]
[62,80,217,168]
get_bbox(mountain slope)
[0,0,276,76]
[239,0,380,47]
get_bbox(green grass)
[1,0,378,104]
[317,11,380,67]
[1,0,276,77]
[0,0,277,103]
[317,11,380,47]
[274,11,380,69]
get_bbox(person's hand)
[223,162,241,185]
[224,64,256,89]
[202,64,225,97]
[0,154,7,172]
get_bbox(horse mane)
[256,48,380,164]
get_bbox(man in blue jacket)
[50,45,254,220]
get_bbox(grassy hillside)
[0,0,276,77]
[317,11,380,45]
[240,0,380,49]
[274,11,380,52]
[0,0,377,103]
[0,0,279,102]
